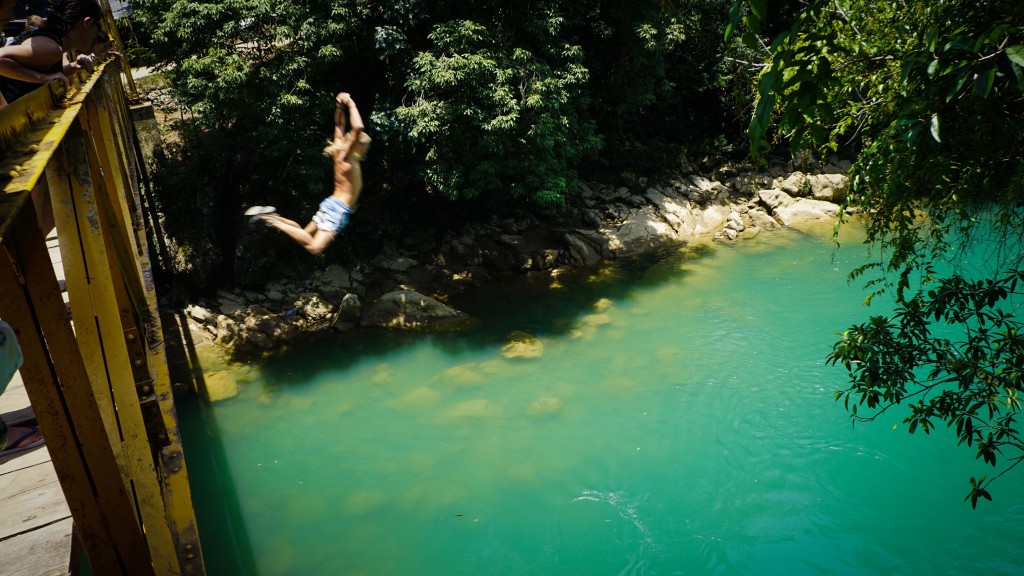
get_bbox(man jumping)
[245,91,371,255]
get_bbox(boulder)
[563,232,602,266]
[297,294,336,325]
[501,330,544,359]
[806,173,849,201]
[758,189,840,226]
[372,252,418,272]
[527,396,563,416]
[187,305,213,323]
[645,187,691,234]
[362,290,476,331]
[748,208,781,231]
[716,228,738,241]
[218,300,244,317]
[336,293,362,323]
[773,171,809,196]
[725,211,745,232]
[678,202,730,236]
[599,206,678,257]
[316,264,352,299]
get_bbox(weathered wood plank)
[0,445,50,476]
[0,373,29,415]
[0,517,74,576]
[0,460,71,540]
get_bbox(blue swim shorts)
[312,197,353,233]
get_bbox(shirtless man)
[245,91,371,255]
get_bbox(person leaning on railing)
[0,0,13,107]
[0,0,102,107]
[0,320,45,458]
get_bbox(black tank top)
[0,29,64,104]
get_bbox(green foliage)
[392,18,599,204]
[732,0,1024,503]
[830,267,1024,508]
[126,0,745,285]
[130,0,741,207]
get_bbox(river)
[177,219,1024,575]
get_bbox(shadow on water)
[164,311,259,575]
[254,242,715,392]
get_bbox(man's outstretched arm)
[333,92,364,161]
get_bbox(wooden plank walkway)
[0,230,75,575]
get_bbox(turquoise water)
[178,221,1024,575]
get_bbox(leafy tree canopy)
[128,0,742,284]
[730,0,1024,505]
[132,0,738,207]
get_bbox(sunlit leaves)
[929,114,941,143]
[395,17,598,204]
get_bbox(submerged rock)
[527,396,563,416]
[581,313,612,327]
[391,386,442,409]
[441,398,500,419]
[442,364,484,386]
[501,330,544,359]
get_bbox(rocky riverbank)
[177,161,851,356]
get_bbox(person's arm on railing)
[0,56,68,85]
[0,43,69,85]
[63,52,93,76]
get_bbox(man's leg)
[306,230,336,255]
[262,216,335,254]
[264,215,316,248]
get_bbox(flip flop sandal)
[243,205,277,217]
[0,425,45,457]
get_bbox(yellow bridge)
[0,9,206,576]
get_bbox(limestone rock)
[297,294,335,325]
[599,206,677,257]
[645,187,691,234]
[758,189,840,226]
[748,208,781,231]
[773,171,809,196]
[715,228,738,241]
[806,173,849,201]
[563,232,602,266]
[725,211,745,232]
[678,202,730,236]
[501,330,544,359]
[219,300,244,317]
[187,305,213,323]
[362,290,475,331]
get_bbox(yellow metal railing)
[0,58,204,575]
